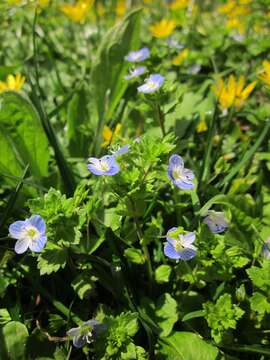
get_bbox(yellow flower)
[150,19,176,38]
[170,0,189,10]
[213,75,256,111]
[196,118,208,133]
[60,0,93,23]
[116,0,127,18]
[102,123,122,147]
[38,0,49,8]
[96,3,105,17]
[259,60,270,87]
[172,49,189,66]
[0,73,25,93]
[218,0,236,15]
[226,17,245,34]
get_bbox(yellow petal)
[241,80,256,98]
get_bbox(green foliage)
[124,248,145,264]
[141,293,178,337]
[90,8,142,122]
[94,311,144,359]
[246,261,270,293]
[0,321,29,360]
[203,294,244,343]
[71,271,96,300]
[155,265,172,283]
[0,91,49,184]
[2,1,270,359]
[157,331,219,360]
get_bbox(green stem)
[155,103,166,138]
[129,197,153,290]
[30,11,75,195]
[199,102,218,186]
[0,164,29,232]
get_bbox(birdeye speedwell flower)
[67,320,106,348]
[87,155,120,176]
[167,154,195,190]
[203,211,229,234]
[164,227,197,261]
[125,48,150,62]
[125,66,146,80]
[137,74,164,94]
[9,215,47,254]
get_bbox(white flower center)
[174,240,183,252]
[172,166,184,181]
[21,225,40,241]
[94,159,110,172]
[147,80,158,90]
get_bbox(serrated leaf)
[38,244,68,275]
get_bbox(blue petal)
[113,144,130,156]
[29,215,46,234]
[149,74,164,86]
[73,335,86,348]
[9,220,26,239]
[183,168,195,180]
[174,179,195,190]
[29,235,47,252]
[164,242,181,260]
[14,238,30,254]
[178,248,197,261]
[203,216,227,234]
[67,327,80,337]
[102,156,120,175]
[138,83,152,93]
[166,227,178,244]
[87,163,105,175]
[169,154,184,168]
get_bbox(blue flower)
[125,47,150,62]
[167,154,195,190]
[9,215,47,254]
[164,227,197,261]
[261,237,270,259]
[167,38,184,50]
[125,66,146,80]
[187,64,201,75]
[112,144,130,157]
[67,320,106,348]
[203,211,229,234]
[87,155,120,176]
[137,74,164,94]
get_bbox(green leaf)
[71,271,96,300]
[203,294,244,343]
[38,243,68,275]
[0,91,49,182]
[90,8,141,124]
[250,292,270,318]
[0,321,29,360]
[155,265,172,283]
[182,310,206,322]
[141,293,178,337]
[124,248,145,264]
[0,309,11,326]
[246,261,270,293]
[157,331,219,360]
[67,87,90,157]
